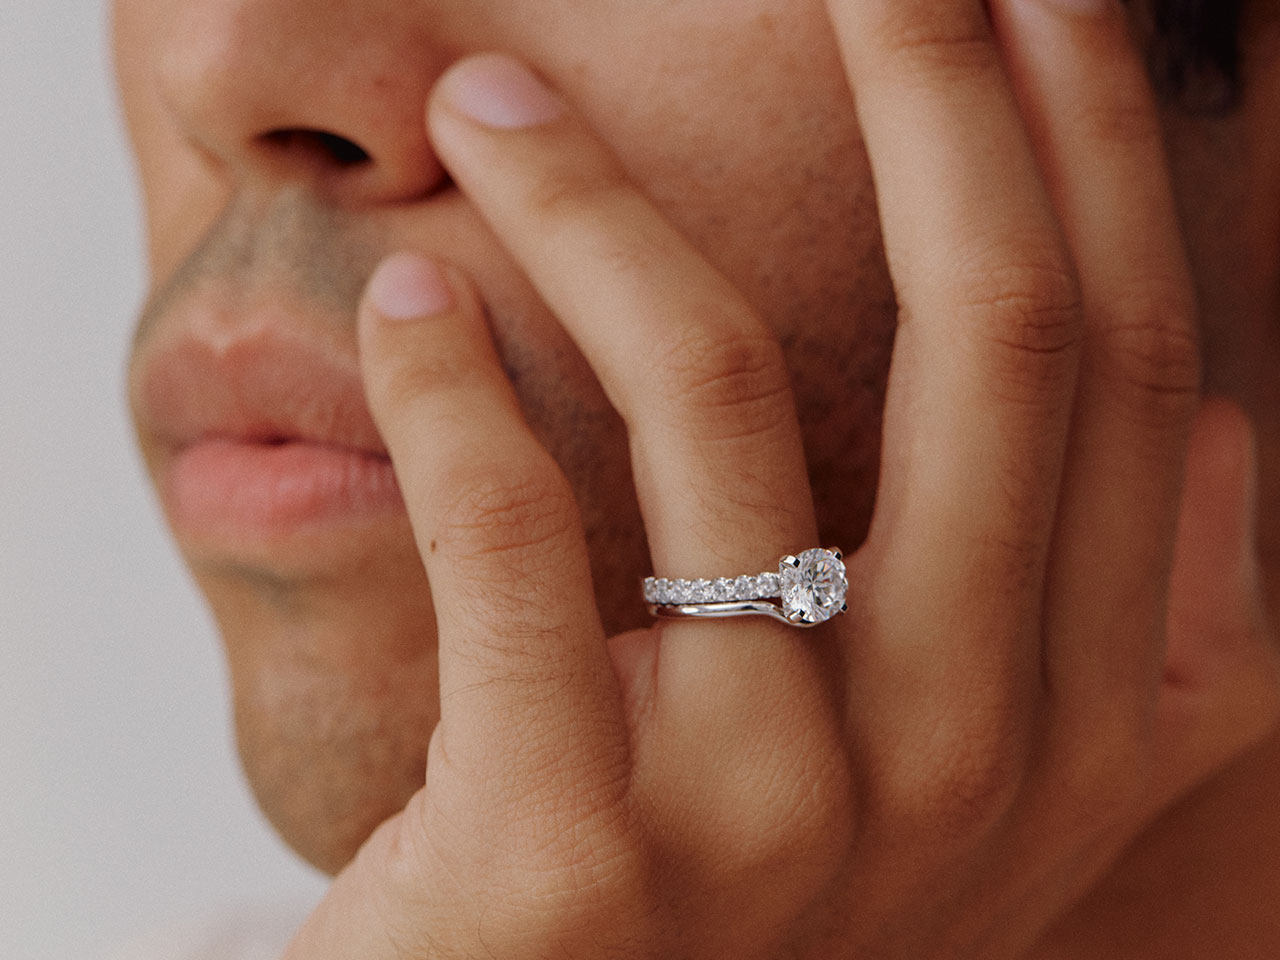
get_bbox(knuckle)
[525,159,636,234]
[1072,92,1163,154]
[1048,720,1152,833]
[969,526,1048,599]
[445,620,573,698]
[961,257,1085,359]
[525,169,669,288]
[1095,299,1202,425]
[737,740,855,874]
[949,256,1083,406]
[498,807,655,956]
[650,324,795,441]
[890,711,1028,846]
[873,5,1002,84]
[930,750,1024,841]
[518,796,638,892]
[434,456,580,581]
[387,790,650,958]
[378,347,480,414]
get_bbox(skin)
[113,0,1280,955]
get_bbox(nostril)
[258,128,371,168]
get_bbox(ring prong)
[782,555,800,569]
[831,548,843,561]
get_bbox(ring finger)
[424,53,840,826]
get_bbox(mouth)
[167,434,401,539]
[132,312,408,559]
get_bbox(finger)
[1151,399,1280,805]
[358,252,629,802]
[426,53,819,581]
[989,0,1204,755]
[825,1,1079,742]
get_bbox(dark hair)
[1147,0,1246,108]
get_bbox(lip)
[167,437,401,539]
[133,321,406,552]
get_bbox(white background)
[1,2,329,956]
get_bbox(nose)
[155,0,449,206]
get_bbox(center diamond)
[779,548,848,626]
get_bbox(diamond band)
[645,548,848,628]
[643,572,783,606]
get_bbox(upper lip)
[132,323,387,459]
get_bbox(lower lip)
[166,438,404,541]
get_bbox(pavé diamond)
[779,548,848,625]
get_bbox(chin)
[232,663,439,874]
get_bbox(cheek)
[544,5,868,322]
[113,0,231,279]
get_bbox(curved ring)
[644,547,848,628]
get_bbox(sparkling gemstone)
[779,549,848,625]
[733,575,757,600]
[711,577,733,601]
[758,572,782,596]
[672,581,691,604]
[691,580,712,602]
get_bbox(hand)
[284,2,1278,957]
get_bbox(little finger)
[990,0,1202,755]
[359,253,630,806]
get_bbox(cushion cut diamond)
[779,548,848,625]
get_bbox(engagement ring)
[645,547,848,628]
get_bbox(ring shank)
[649,599,816,627]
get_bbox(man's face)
[116,0,1272,877]
[114,0,895,871]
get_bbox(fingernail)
[367,253,454,320]
[440,54,565,129]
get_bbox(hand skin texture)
[114,0,1280,956]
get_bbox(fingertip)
[357,253,478,437]
[364,252,456,324]
[432,53,565,131]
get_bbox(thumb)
[1150,397,1280,807]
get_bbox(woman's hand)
[284,1,1279,956]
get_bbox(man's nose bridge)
[152,0,450,207]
